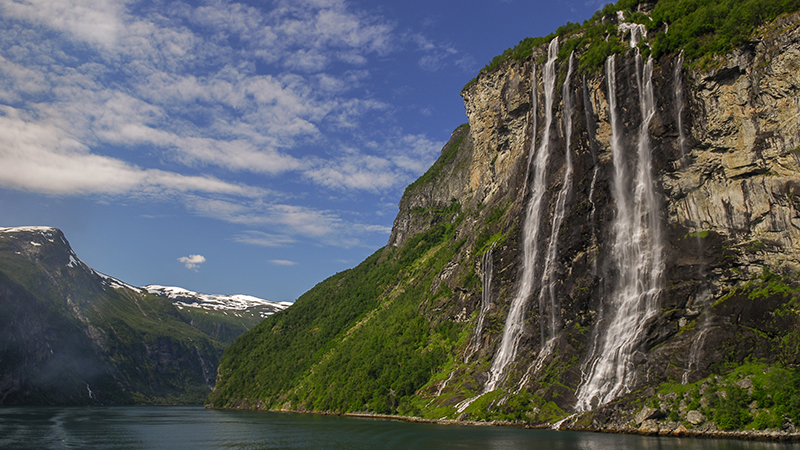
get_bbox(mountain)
[143,285,291,344]
[209,0,800,436]
[0,226,282,405]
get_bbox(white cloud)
[178,254,206,270]
[0,105,262,198]
[186,196,389,248]
[406,31,463,72]
[0,0,126,49]
[0,0,450,251]
[269,259,298,266]
[303,133,443,191]
[185,197,344,239]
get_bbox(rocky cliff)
[211,5,800,436]
[393,9,800,431]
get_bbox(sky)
[0,0,608,302]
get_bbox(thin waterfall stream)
[464,245,495,363]
[523,64,538,196]
[674,52,687,164]
[457,39,559,413]
[484,37,560,393]
[539,51,575,347]
[527,52,575,386]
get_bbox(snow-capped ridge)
[143,284,291,313]
[0,226,59,234]
[96,271,144,293]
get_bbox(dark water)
[1,406,799,450]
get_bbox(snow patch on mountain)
[143,285,291,314]
[96,272,144,293]
[0,226,58,234]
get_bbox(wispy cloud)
[269,259,298,266]
[407,32,459,72]
[232,231,297,247]
[0,0,453,249]
[303,133,444,191]
[178,254,206,270]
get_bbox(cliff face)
[387,12,800,429]
[211,10,800,433]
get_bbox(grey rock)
[635,407,660,425]
[687,410,706,425]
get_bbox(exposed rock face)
[388,11,800,426]
[668,14,800,279]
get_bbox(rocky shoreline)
[353,412,800,441]
[209,406,800,441]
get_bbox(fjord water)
[2,406,798,450]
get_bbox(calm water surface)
[1,406,799,450]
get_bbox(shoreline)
[207,405,800,441]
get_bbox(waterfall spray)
[682,325,709,385]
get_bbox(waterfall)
[464,245,495,363]
[523,64,538,196]
[575,52,664,411]
[583,75,600,275]
[85,382,95,399]
[484,37,560,393]
[682,323,710,384]
[538,51,575,347]
[674,52,687,164]
[436,370,457,397]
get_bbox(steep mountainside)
[0,226,281,405]
[211,1,800,435]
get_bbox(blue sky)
[0,0,606,302]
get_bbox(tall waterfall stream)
[575,52,664,411]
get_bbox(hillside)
[0,226,283,405]
[210,0,800,436]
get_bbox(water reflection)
[1,406,799,450]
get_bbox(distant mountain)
[0,226,287,405]
[143,284,290,316]
[143,285,291,344]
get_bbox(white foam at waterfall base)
[483,37,560,395]
[575,53,664,412]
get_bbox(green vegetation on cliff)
[210,219,468,413]
[464,0,800,90]
[210,130,479,413]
